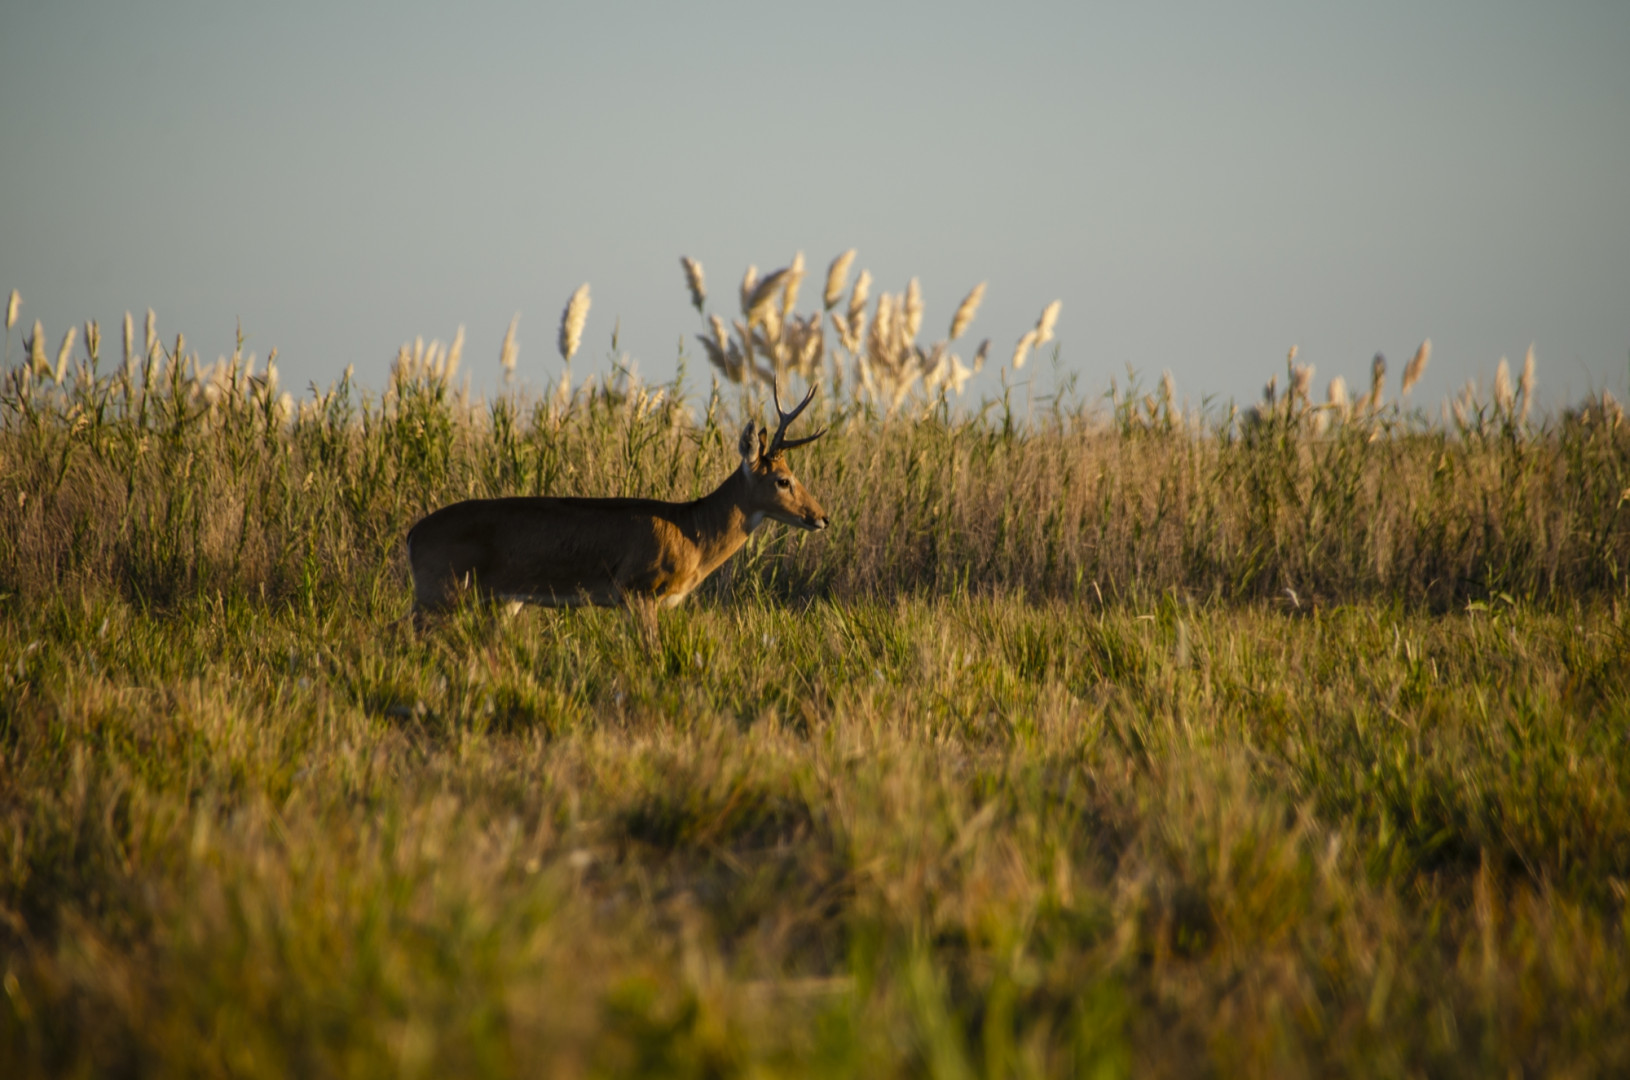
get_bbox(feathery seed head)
[949,282,985,341]
[1452,383,1473,428]
[1160,369,1176,406]
[696,332,728,376]
[1401,339,1430,395]
[1012,329,1038,370]
[1519,344,1536,422]
[5,290,18,331]
[680,256,706,311]
[559,284,591,362]
[1290,362,1314,405]
[1602,389,1622,427]
[781,252,805,318]
[972,338,990,372]
[903,278,923,342]
[1369,353,1386,412]
[847,270,873,320]
[1327,376,1350,417]
[55,327,77,383]
[1493,357,1514,413]
[447,325,465,380]
[746,268,790,327]
[1287,344,1298,365]
[867,293,896,370]
[823,249,856,311]
[499,314,519,378]
[27,320,46,377]
[739,265,759,316]
[122,312,134,369]
[1035,300,1062,346]
[145,309,157,359]
[848,270,871,327]
[699,312,735,379]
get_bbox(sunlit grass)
[2,305,1629,1075]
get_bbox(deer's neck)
[683,466,760,577]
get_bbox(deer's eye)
[775,477,791,490]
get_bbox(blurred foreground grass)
[4,593,1629,1076]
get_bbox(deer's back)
[408,496,692,607]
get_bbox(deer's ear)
[738,421,757,463]
[758,426,770,460]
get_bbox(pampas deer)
[407,384,828,612]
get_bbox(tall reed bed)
[1,302,1626,612]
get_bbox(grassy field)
[3,302,1630,1075]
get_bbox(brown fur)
[408,421,827,612]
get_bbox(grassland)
[3,308,1630,1076]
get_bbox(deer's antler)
[766,381,825,456]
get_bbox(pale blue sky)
[3,1,1627,409]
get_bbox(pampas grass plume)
[27,320,46,378]
[55,326,77,383]
[1369,352,1386,413]
[848,270,871,330]
[1012,329,1038,370]
[745,268,789,327]
[1494,357,1514,413]
[680,257,706,311]
[1401,339,1430,396]
[499,314,519,380]
[739,265,759,316]
[1291,362,1314,405]
[1035,300,1061,346]
[781,252,805,318]
[559,284,591,362]
[5,290,18,331]
[447,325,464,380]
[1327,376,1349,417]
[824,250,855,311]
[1519,344,1536,423]
[903,278,923,342]
[949,282,985,341]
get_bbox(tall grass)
[2,300,1629,1076]
[1,309,1626,612]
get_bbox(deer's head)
[737,383,829,531]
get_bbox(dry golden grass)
[2,298,1630,1076]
